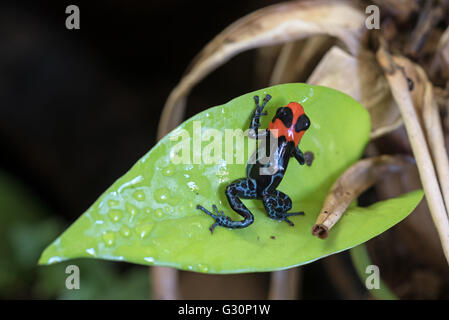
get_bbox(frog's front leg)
[293,147,314,166]
[197,178,258,233]
[262,190,304,226]
[248,94,271,139]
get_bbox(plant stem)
[350,244,398,300]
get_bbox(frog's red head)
[268,102,310,146]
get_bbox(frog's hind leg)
[197,178,257,233]
[262,190,304,226]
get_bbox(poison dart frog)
[197,94,313,233]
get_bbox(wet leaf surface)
[39,83,422,273]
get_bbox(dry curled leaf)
[254,45,285,88]
[158,0,366,138]
[312,155,413,239]
[307,46,402,138]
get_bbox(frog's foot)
[263,190,304,227]
[275,211,305,226]
[250,95,272,136]
[197,179,257,234]
[253,111,268,121]
[197,204,253,234]
[254,94,271,117]
[304,151,314,166]
[196,204,229,233]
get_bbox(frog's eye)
[295,114,310,132]
[272,107,283,121]
[272,107,293,127]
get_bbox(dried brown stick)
[269,35,334,85]
[270,41,299,85]
[421,69,449,218]
[405,0,444,57]
[376,45,449,265]
[312,155,413,239]
[151,108,184,299]
[150,266,180,300]
[268,268,301,300]
[322,254,365,299]
[438,26,449,69]
[254,45,284,88]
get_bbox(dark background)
[0,0,278,222]
[0,0,364,299]
[0,0,285,299]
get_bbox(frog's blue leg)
[248,95,271,139]
[293,147,305,165]
[197,178,257,233]
[250,95,271,130]
[262,190,304,226]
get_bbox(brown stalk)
[150,266,180,300]
[376,44,449,264]
[439,26,449,71]
[420,68,449,218]
[312,155,413,239]
[269,35,335,85]
[254,45,285,88]
[370,141,449,274]
[268,267,301,300]
[405,0,445,57]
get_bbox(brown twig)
[312,155,413,239]
[376,44,449,265]
[150,267,180,299]
[420,67,449,219]
[268,268,301,300]
[269,35,334,85]
[405,0,444,58]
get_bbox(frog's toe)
[197,204,230,233]
[284,217,295,227]
[212,204,226,217]
[209,222,220,233]
[197,204,218,219]
[285,211,305,217]
[281,211,305,226]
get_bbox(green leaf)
[39,83,423,273]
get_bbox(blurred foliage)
[0,170,150,299]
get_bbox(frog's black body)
[197,94,311,233]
